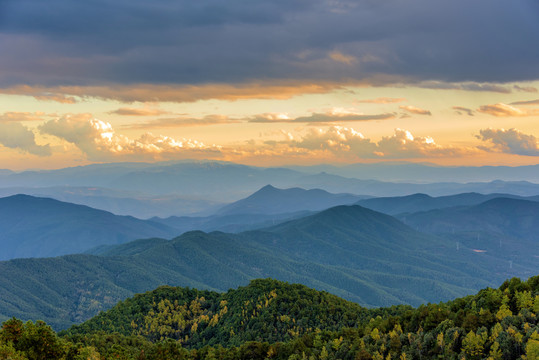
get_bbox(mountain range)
[396,197,539,269]
[356,192,539,215]
[288,162,539,183]
[214,184,368,215]
[2,186,538,261]
[0,186,223,219]
[0,194,179,260]
[2,162,539,219]
[0,202,533,330]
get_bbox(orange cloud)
[250,109,395,123]
[0,122,51,156]
[0,112,52,122]
[271,126,475,159]
[32,93,78,104]
[477,128,539,156]
[399,105,431,115]
[127,115,240,129]
[0,82,354,104]
[109,108,170,116]
[376,129,472,157]
[477,103,539,117]
[356,97,406,104]
[328,51,357,65]
[39,115,221,161]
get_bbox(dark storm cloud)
[0,0,538,87]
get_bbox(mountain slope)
[149,211,313,238]
[0,186,222,218]
[397,198,539,269]
[3,276,538,360]
[0,194,179,260]
[60,276,539,353]
[1,204,533,330]
[400,197,539,239]
[63,278,369,348]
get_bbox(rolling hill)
[0,204,533,330]
[3,276,538,360]
[0,194,180,260]
[396,197,539,269]
[63,278,370,348]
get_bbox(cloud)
[0,111,51,122]
[0,122,51,156]
[1,1,538,88]
[109,108,170,116]
[0,82,350,103]
[328,51,357,65]
[477,128,539,156]
[39,115,220,161]
[416,81,513,93]
[249,113,293,123]
[375,129,472,158]
[288,126,377,155]
[127,115,240,129]
[476,103,539,117]
[355,97,406,104]
[399,105,431,115]
[276,126,474,158]
[510,99,539,106]
[452,106,474,116]
[514,85,537,93]
[32,93,78,104]
[250,109,395,123]
[0,85,79,103]
[293,111,396,123]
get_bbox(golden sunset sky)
[0,0,538,170]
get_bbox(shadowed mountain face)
[399,198,539,239]
[0,194,180,260]
[396,197,539,269]
[1,204,533,330]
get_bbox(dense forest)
[1,277,538,359]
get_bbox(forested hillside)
[1,276,537,359]
[3,205,528,330]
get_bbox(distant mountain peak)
[258,184,278,192]
[214,186,362,216]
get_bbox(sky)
[0,0,538,170]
